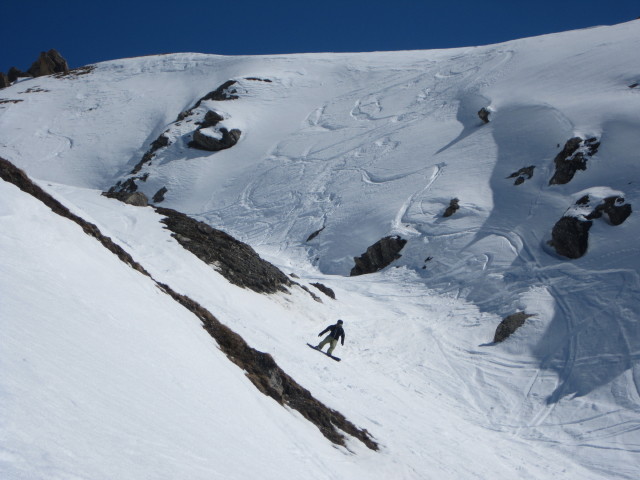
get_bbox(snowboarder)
[316,320,345,356]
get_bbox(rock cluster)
[1,49,69,89]
[549,194,632,259]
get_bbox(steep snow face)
[1,20,640,480]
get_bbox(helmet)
[337,319,343,324]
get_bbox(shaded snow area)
[2,20,640,479]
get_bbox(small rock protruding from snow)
[443,198,460,217]
[350,235,407,276]
[124,192,148,207]
[478,107,491,124]
[152,186,168,203]
[493,312,535,343]
[549,136,600,185]
[507,166,535,185]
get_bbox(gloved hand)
[318,333,322,337]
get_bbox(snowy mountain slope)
[2,19,640,479]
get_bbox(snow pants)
[317,336,338,355]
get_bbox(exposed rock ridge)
[0,156,377,451]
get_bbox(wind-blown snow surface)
[2,21,640,479]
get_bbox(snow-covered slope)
[1,20,640,479]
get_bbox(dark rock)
[190,127,241,152]
[246,77,272,82]
[494,312,535,343]
[549,137,600,185]
[155,207,293,294]
[350,235,407,276]
[585,195,632,226]
[306,226,325,242]
[507,166,535,185]
[200,80,239,101]
[0,72,9,89]
[443,198,460,217]
[152,187,168,203]
[110,178,138,194]
[478,107,491,124]
[199,110,224,128]
[27,49,69,77]
[549,216,592,259]
[8,67,31,83]
[124,192,148,207]
[311,282,336,299]
[629,83,639,89]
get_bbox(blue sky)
[2,0,638,70]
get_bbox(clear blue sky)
[2,0,638,70]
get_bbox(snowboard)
[307,343,341,361]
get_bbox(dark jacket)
[319,323,345,344]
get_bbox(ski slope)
[1,20,640,479]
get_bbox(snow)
[1,20,640,479]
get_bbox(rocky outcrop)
[28,49,69,77]
[7,67,30,83]
[350,235,407,276]
[494,312,535,343]
[190,127,241,152]
[0,155,376,451]
[443,198,460,217]
[311,282,336,299]
[155,207,292,294]
[549,137,600,185]
[507,166,535,185]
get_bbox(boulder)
[585,195,632,226]
[123,192,148,207]
[443,198,460,217]
[152,186,168,203]
[199,110,224,128]
[494,312,535,343]
[350,235,407,276]
[549,137,600,185]
[478,107,491,124]
[27,49,69,77]
[549,216,592,259]
[190,127,241,151]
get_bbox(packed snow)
[1,20,639,479]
